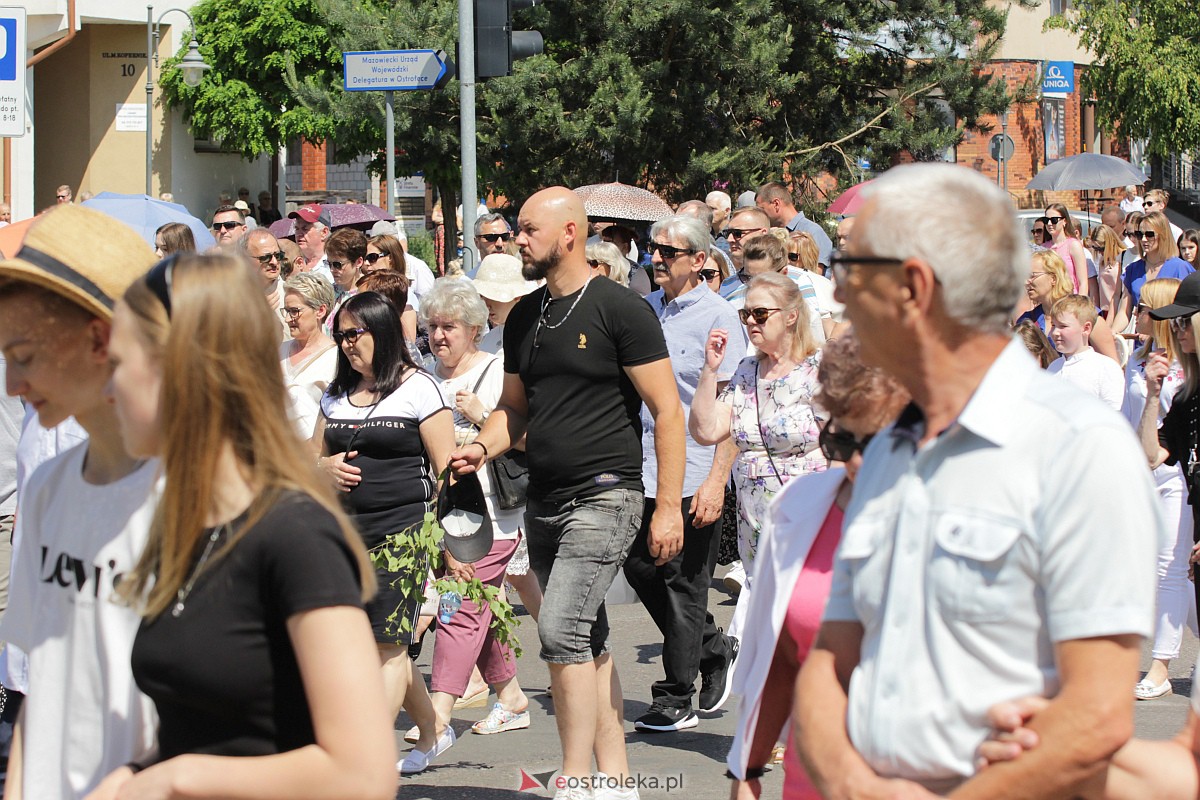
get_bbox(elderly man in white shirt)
[795,163,1160,799]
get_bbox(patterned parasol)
[573,182,674,222]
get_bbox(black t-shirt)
[503,275,668,503]
[1159,388,1200,505]
[130,492,363,760]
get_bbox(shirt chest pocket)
[839,516,889,619]
[929,514,1024,624]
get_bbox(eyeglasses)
[828,249,906,282]
[725,227,765,240]
[364,252,388,264]
[1144,200,1159,207]
[1142,231,1158,240]
[651,242,695,260]
[1136,303,1151,314]
[212,220,241,232]
[333,327,370,345]
[587,259,602,268]
[1128,231,1146,240]
[819,425,875,463]
[787,253,801,263]
[328,259,350,270]
[1170,316,1194,333]
[279,306,305,320]
[700,269,721,281]
[738,307,782,325]
[1031,228,1046,236]
[254,251,285,266]
[56,194,70,201]
[1028,271,1050,279]
[1043,216,1065,226]
[478,232,513,243]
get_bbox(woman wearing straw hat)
[0,206,159,798]
[472,253,539,355]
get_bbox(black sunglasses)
[1043,216,1065,226]
[1142,230,1158,240]
[328,259,351,270]
[725,227,764,240]
[478,232,513,243]
[212,220,241,231]
[1128,231,1146,240]
[254,251,285,266]
[651,242,696,260]
[787,252,801,262]
[364,252,389,264]
[819,425,875,463]
[700,269,721,281]
[738,306,782,325]
[333,327,370,345]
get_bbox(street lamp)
[145,5,210,196]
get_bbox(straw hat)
[0,205,157,319]
[472,253,537,303]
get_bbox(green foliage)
[168,0,1029,205]
[159,0,344,158]
[1047,1,1200,157]
[406,231,435,269]
[369,511,522,659]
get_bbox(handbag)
[466,360,530,510]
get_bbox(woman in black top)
[96,254,396,798]
[315,291,456,775]
[1140,271,1200,615]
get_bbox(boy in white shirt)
[0,206,160,799]
[1047,294,1126,411]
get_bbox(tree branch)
[778,80,940,159]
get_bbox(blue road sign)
[344,49,451,92]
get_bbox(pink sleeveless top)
[1050,239,1082,293]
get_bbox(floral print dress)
[718,353,827,570]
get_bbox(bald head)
[517,186,590,281]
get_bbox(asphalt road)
[396,570,1197,799]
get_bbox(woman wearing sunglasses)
[788,232,843,338]
[691,272,824,584]
[726,335,910,800]
[1122,278,1196,701]
[1042,204,1088,294]
[315,291,457,774]
[93,254,396,799]
[1114,211,1195,334]
[1087,224,1127,327]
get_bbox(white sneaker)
[553,786,594,800]
[592,772,639,800]
[723,561,746,595]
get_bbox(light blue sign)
[1042,61,1074,93]
[343,49,449,92]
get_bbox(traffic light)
[474,0,543,79]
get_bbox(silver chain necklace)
[538,276,594,331]
[171,523,228,617]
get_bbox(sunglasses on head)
[254,251,285,266]
[212,220,241,231]
[333,327,370,345]
[700,268,721,281]
[651,242,696,260]
[819,426,875,463]
[364,252,388,264]
[478,232,513,243]
[738,306,782,325]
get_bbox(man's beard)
[521,241,562,281]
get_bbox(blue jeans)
[525,488,644,664]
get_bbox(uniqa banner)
[1042,61,1075,93]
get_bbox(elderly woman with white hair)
[420,278,531,737]
[586,241,632,287]
[279,273,338,437]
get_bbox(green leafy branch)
[369,511,522,659]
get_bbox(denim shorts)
[525,487,644,664]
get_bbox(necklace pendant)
[171,601,185,617]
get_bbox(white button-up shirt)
[823,339,1159,789]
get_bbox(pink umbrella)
[268,203,395,240]
[827,180,875,216]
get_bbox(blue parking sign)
[0,19,16,81]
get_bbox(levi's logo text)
[40,547,125,598]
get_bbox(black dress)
[130,492,362,760]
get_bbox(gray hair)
[857,164,1026,335]
[474,212,510,236]
[283,272,337,322]
[419,277,489,341]
[705,190,731,212]
[649,215,711,254]
[586,242,630,286]
[675,200,714,230]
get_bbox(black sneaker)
[634,702,699,733]
[698,635,739,713]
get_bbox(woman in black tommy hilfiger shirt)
[316,291,456,773]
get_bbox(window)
[1049,0,1071,14]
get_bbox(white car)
[1016,208,1103,244]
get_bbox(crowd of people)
[1,167,1200,800]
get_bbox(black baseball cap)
[1150,271,1200,320]
[437,470,494,563]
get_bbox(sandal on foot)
[471,702,531,735]
[453,687,490,709]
